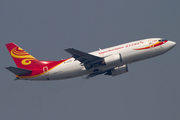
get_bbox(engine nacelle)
[105,65,128,76]
[103,54,122,66]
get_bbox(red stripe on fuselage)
[134,40,168,50]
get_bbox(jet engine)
[105,65,128,76]
[103,54,122,66]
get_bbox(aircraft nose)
[162,40,176,52]
[168,41,176,48]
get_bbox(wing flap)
[5,66,32,76]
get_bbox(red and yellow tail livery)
[6,43,67,79]
[6,43,39,69]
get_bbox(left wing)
[65,48,104,69]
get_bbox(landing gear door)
[148,40,154,48]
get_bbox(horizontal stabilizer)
[5,66,32,76]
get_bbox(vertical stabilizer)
[6,43,41,69]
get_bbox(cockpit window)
[159,39,167,42]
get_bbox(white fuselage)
[27,38,176,80]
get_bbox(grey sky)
[1,0,180,120]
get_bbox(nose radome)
[168,41,176,48]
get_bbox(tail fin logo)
[10,47,36,65]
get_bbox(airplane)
[5,38,176,81]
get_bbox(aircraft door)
[148,40,154,48]
[43,66,49,76]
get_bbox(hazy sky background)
[1,0,180,120]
